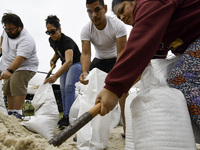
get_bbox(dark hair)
[112,0,133,11]
[1,13,23,28]
[45,15,61,28]
[86,0,104,7]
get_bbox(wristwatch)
[7,69,14,74]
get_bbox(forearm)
[80,54,91,73]
[51,54,59,64]
[54,60,72,78]
[8,56,27,71]
[116,35,127,61]
[0,36,3,53]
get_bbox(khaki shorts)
[3,70,36,96]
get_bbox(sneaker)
[58,115,69,128]
[121,133,126,139]
[8,111,13,115]
[73,136,77,142]
[12,111,25,120]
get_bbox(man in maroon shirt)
[95,0,200,136]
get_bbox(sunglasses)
[45,28,58,35]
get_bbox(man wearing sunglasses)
[0,13,39,120]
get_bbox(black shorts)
[89,57,116,73]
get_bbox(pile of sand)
[0,111,124,150]
[0,111,199,150]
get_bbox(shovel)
[45,65,55,79]
[49,102,101,146]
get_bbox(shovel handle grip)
[88,102,101,117]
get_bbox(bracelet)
[7,69,14,74]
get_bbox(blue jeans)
[60,62,82,116]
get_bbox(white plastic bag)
[0,80,7,115]
[21,83,59,140]
[129,57,196,150]
[77,68,112,150]
[69,82,87,124]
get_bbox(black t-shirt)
[49,33,81,64]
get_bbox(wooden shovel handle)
[49,102,101,146]
[45,65,55,79]
[88,102,101,117]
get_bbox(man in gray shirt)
[0,13,39,120]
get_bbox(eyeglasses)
[3,26,18,32]
[45,28,58,35]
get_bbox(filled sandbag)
[0,80,7,115]
[129,57,196,150]
[21,83,59,140]
[77,68,112,150]
[69,82,87,124]
[124,91,135,150]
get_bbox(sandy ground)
[0,111,199,150]
[0,111,125,150]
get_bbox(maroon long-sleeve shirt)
[104,0,200,97]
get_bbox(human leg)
[3,70,35,119]
[59,62,82,127]
[7,95,26,110]
[64,62,82,116]
[119,92,128,138]
[60,71,67,115]
[167,36,200,130]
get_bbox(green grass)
[23,101,34,116]
[23,101,63,118]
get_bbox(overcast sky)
[0,0,131,73]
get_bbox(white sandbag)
[125,83,141,150]
[110,103,121,129]
[69,94,81,124]
[21,83,59,140]
[31,83,59,115]
[140,55,180,89]
[125,91,136,150]
[0,80,7,115]
[69,82,87,124]
[77,68,111,150]
[131,86,196,150]
[129,57,196,150]
[192,121,200,144]
[21,114,58,140]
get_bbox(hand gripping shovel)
[49,102,101,146]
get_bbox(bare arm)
[79,40,91,85]
[0,36,3,53]
[0,56,27,79]
[116,35,127,60]
[44,49,73,84]
[50,53,59,67]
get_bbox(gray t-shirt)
[81,16,127,59]
[0,28,39,72]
